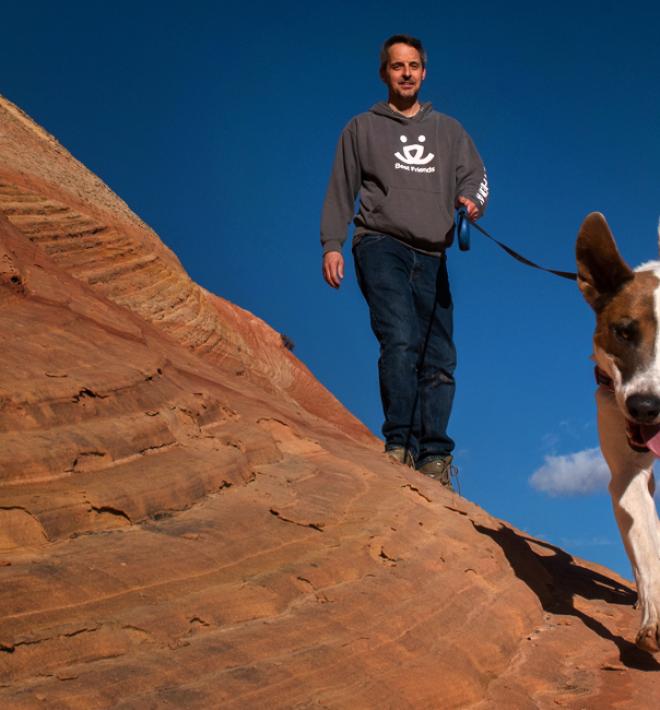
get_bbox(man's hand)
[456,196,480,222]
[323,251,344,288]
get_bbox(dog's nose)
[626,393,660,422]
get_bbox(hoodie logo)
[395,135,436,173]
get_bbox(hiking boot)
[417,456,457,492]
[386,446,415,468]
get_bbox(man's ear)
[576,212,634,311]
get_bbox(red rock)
[0,95,659,708]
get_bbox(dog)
[577,212,660,652]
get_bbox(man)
[320,34,488,489]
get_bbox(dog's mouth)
[595,366,660,454]
[626,420,660,455]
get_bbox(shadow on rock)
[473,522,660,671]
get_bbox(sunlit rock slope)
[1,95,658,708]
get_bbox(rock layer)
[0,95,659,708]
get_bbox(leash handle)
[456,207,471,252]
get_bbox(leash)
[402,209,576,478]
[402,252,455,482]
[456,208,577,281]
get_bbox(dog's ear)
[576,212,633,311]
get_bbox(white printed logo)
[476,170,489,206]
[395,135,434,165]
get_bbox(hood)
[370,101,434,123]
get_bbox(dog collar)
[594,366,650,453]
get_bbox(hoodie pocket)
[373,186,452,249]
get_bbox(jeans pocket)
[356,233,387,249]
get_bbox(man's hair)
[379,34,427,72]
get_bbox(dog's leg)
[598,387,660,652]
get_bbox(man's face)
[381,43,426,100]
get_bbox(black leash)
[403,211,576,475]
[402,261,442,464]
[456,209,577,281]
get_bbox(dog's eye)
[612,320,638,344]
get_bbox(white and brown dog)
[577,212,660,652]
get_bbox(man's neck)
[387,96,421,118]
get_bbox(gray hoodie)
[321,102,489,255]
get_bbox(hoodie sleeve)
[320,121,361,254]
[455,129,489,215]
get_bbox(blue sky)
[3,0,659,579]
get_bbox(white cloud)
[529,447,610,496]
[559,535,614,548]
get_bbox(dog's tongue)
[639,424,660,456]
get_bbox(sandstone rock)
[1,95,658,708]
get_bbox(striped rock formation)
[0,96,659,708]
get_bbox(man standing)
[321,34,488,489]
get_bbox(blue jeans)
[353,234,456,465]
